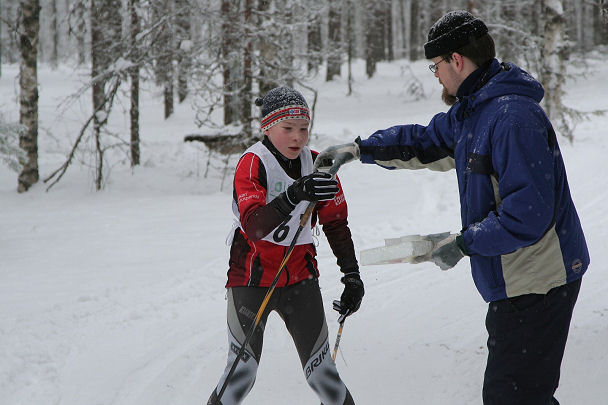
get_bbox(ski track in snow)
[2,55,608,404]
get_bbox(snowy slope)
[1,55,607,405]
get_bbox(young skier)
[207,87,363,405]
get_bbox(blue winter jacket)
[359,59,589,302]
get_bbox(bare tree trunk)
[399,0,408,59]
[18,0,40,193]
[500,1,518,62]
[164,0,175,119]
[541,0,571,141]
[68,1,87,65]
[326,0,342,81]
[241,0,253,139]
[365,2,384,77]
[221,0,237,125]
[91,1,105,190]
[1,1,3,78]
[532,0,543,37]
[257,0,274,96]
[386,0,394,61]
[346,0,354,95]
[150,0,174,120]
[164,84,174,119]
[176,0,191,103]
[129,0,140,166]
[409,0,421,60]
[602,1,608,45]
[429,0,442,26]
[50,0,58,68]
[307,7,322,74]
[130,71,140,166]
[582,0,594,52]
[90,0,122,190]
[595,0,608,46]
[278,0,294,87]
[76,2,86,65]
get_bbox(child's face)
[265,119,309,159]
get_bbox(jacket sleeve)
[234,153,294,242]
[358,111,456,172]
[316,175,359,273]
[462,115,556,256]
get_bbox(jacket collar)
[457,59,494,99]
[454,59,505,120]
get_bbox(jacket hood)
[468,59,545,110]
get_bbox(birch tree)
[49,0,58,68]
[345,0,355,95]
[67,0,87,65]
[129,0,140,166]
[541,0,570,141]
[326,0,342,81]
[175,0,191,103]
[17,0,40,192]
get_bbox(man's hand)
[412,232,466,270]
[314,142,361,173]
[286,172,338,204]
[333,273,364,318]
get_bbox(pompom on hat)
[255,87,310,131]
[424,10,488,59]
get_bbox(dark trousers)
[209,279,354,405]
[483,279,581,405]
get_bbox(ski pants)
[482,278,581,405]
[208,278,354,405]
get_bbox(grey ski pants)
[209,278,354,405]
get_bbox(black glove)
[333,273,364,318]
[286,171,338,204]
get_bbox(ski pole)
[332,312,348,361]
[212,201,316,405]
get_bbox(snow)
[2,55,608,404]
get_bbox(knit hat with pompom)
[255,87,310,131]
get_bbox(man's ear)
[452,52,465,71]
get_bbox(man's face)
[431,55,459,106]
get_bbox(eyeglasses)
[428,58,448,73]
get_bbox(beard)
[441,87,458,106]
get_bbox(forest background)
[1,0,607,192]
[2,1,608,404]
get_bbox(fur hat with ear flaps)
[255,87,310,131]
[424,10,488,59]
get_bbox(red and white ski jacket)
[226,137,358,288]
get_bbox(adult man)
[318,10,589,405]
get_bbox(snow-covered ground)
[1,54,607,405]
